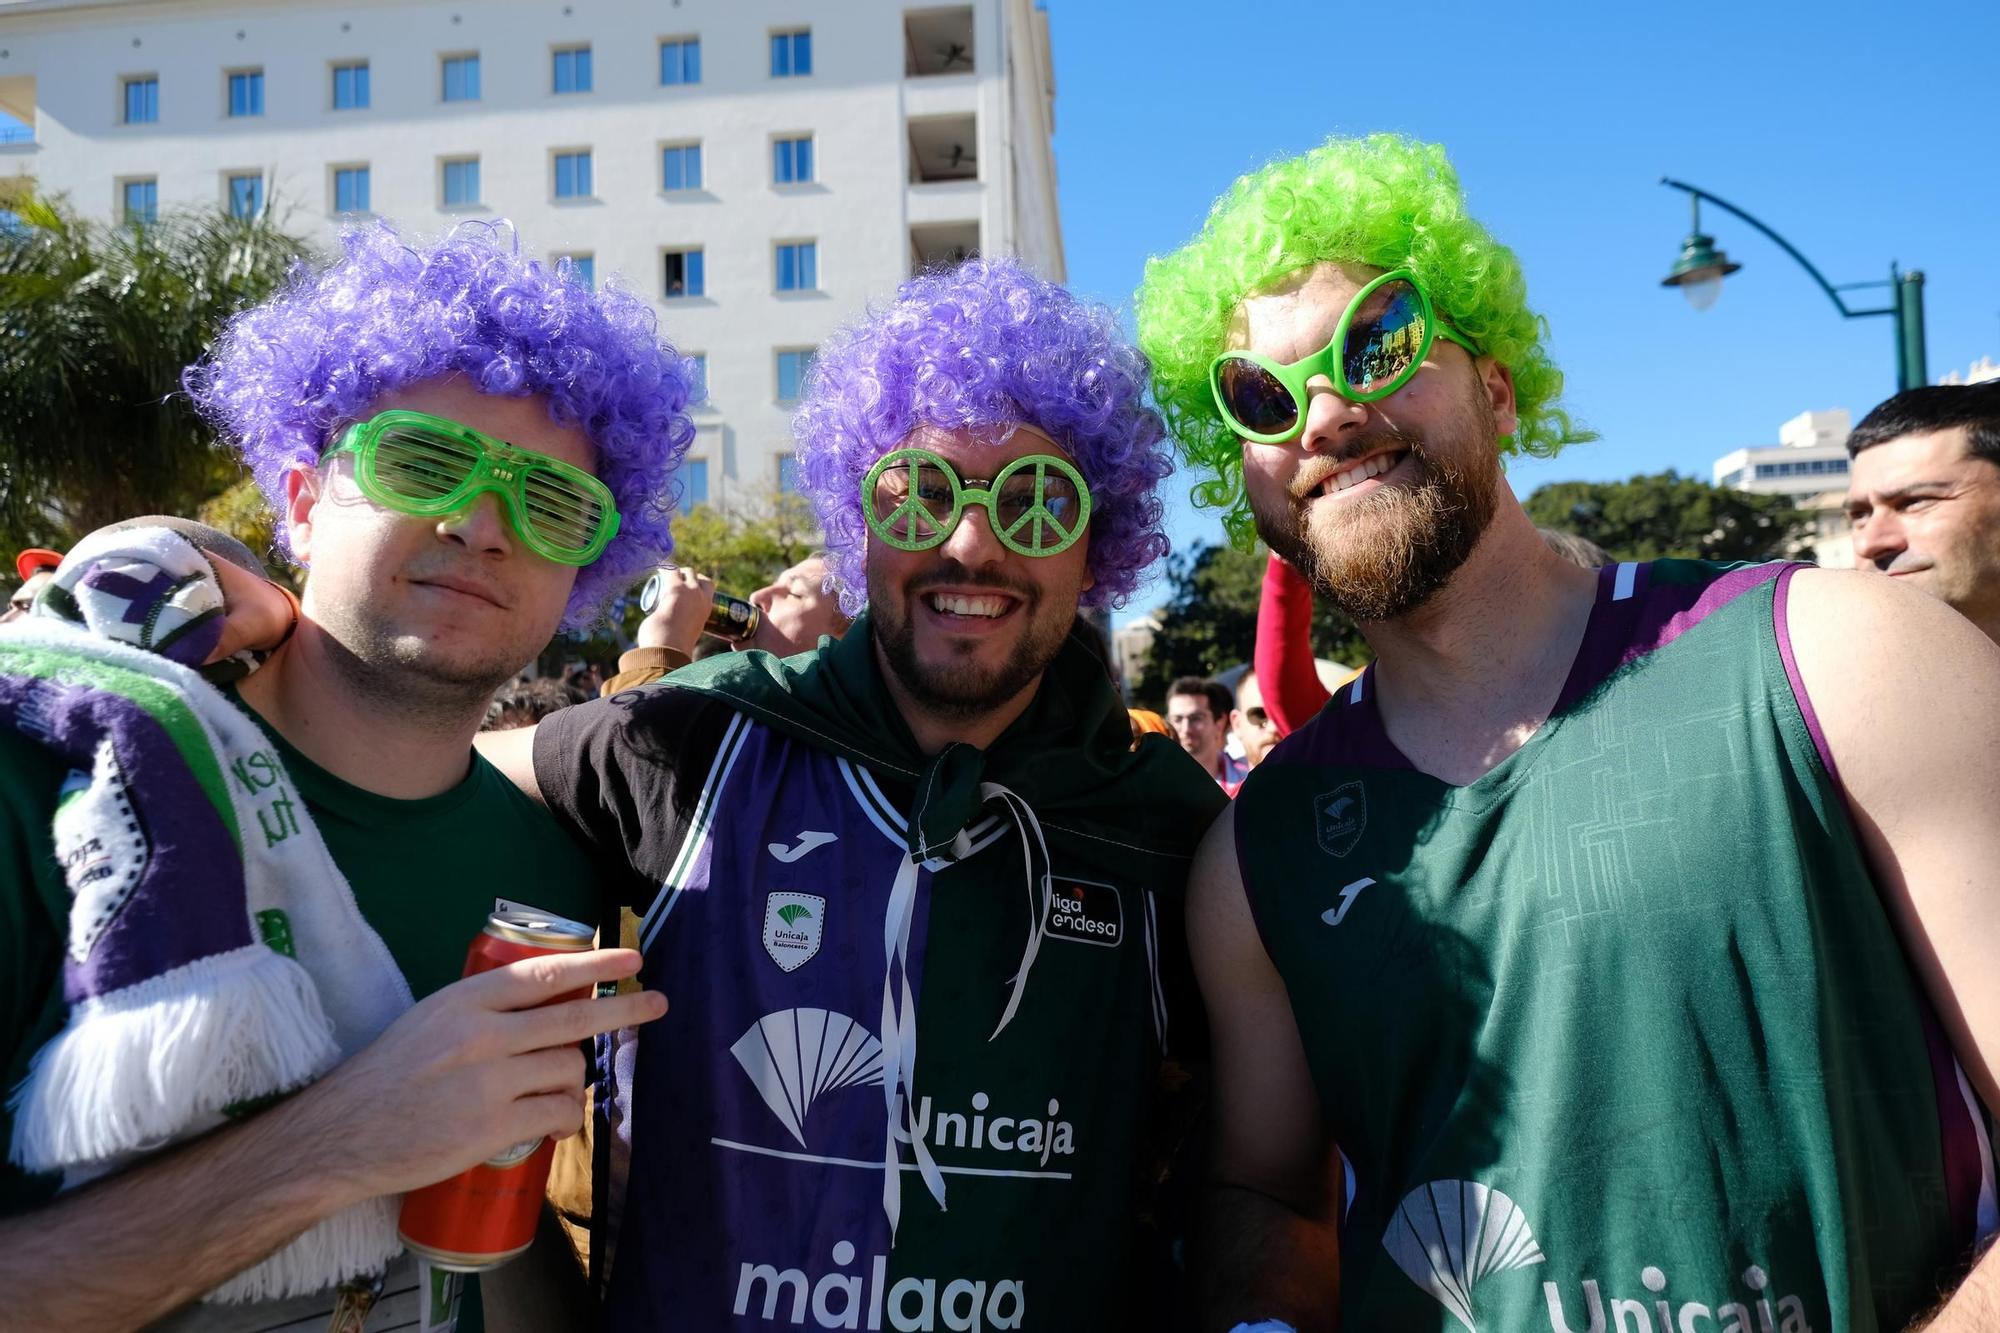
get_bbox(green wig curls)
[1135,133,1594,548]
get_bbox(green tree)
[1133,541,1368,709]
[0,196,315,554]
[663,492,822,597]
[1524,470,1811,563]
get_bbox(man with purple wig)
[476,257,1227,1327]
[0,222,690,1329]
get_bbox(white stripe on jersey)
[641,711,752,952]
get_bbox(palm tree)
[0,195,314,553]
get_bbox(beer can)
[397,910,595,1272]
[703,591,761,644]
[636,572,763,645]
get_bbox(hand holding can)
[398,912,609,1272]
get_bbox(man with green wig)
[1137,133,2000,1332]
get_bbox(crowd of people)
[2,132,1998,1333]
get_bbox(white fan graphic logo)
[730,1008,885,1147]
[1381,1180,1545,1333]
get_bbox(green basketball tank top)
[1234,560,1994,1333]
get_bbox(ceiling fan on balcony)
[937,42,972,69]
[944,144,976,171]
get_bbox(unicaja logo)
[1542,1263,1814,1333]
[1384,1180,1816,1333]
[1382,1180,1545,1332]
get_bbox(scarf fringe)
[9,943,339,1171]
[204,1193,404,1304]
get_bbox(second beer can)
[397,910,595,1272]
[703,591,761,644]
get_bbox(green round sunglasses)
[325,409,621,567]
[1208,268,1482,445]
[861,447,1091,558]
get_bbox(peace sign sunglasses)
[861,448,1092,558]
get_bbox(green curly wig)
[1135,133,1594,547]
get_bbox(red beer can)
[397,910,595,1272]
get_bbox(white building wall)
[0,0,1061,511]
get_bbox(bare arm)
[1785,569,2000,1328]
[1187,803,1341,1332]
[0,947,664,1331]
[476,722,544,802]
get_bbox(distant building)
[1711,410,1853,567]
[1939,355,2000,386]
[0,0,1063,513]
[1111,612,1161,700]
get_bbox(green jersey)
[0,691,600,1330]
[1235,561,1993,1333]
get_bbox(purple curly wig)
[183,220,699,629]
[793,258,1174,614]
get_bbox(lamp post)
[1659,177,1928,392]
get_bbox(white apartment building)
[0,0,1063,511]
[1711,409,1854,568]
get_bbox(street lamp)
[1658,177,1928,392]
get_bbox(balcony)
[908,113,977,184]
[904,7,975,77]
[911,221,979,275]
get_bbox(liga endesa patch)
[1043,878,1122,948]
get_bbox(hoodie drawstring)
[877,784,1053,1240]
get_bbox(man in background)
[1846,381,2000,644]
[605,552,851,690]
[1168,675,1249,791]
[1230,672,1281,770]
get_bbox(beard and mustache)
[1247,386,1502,623]
[866,563,1073,720]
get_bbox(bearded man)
[1137,135,2000,1332]
[478,257,1225,1327]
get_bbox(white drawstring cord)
[980,782,1053,1041]
[880,855,947,1241]
[878,783,1052,1239]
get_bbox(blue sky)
[1046,0,2000,622]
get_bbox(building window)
[442,54,481,103]
[333,165,371,214]
[552,46,593,94]
[661,143,702,192]
[122,76,159,125]
[559,253,595,289]
[121,178,158,225]
[772,134,813,184]
[227,69,264,118]
[775,242,818,293]
[553,151,593,199]
[776,348,815,402]
[680,458,709,513]
[663,248,705,299]
[687,353,708,399]
[777,454,803,493]
[770,30,812,78]
[332,61,370,110]
[441,157,480,207]
[226,172,264,219]
[660,37,700,85]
